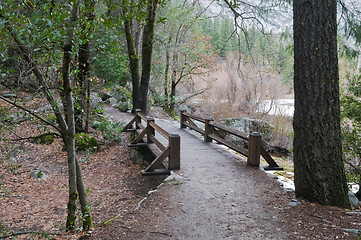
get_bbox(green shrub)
[75,133,100,153]
[91,118,123,142]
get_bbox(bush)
[91,118,123,142]
[75,133,100,153]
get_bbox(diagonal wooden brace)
[122,116,136,132]
[131,125,150,144]
[143,146,170,172]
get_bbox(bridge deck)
[103,106,289,239]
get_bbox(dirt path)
[93,105,361,240]
[98,105,293,239]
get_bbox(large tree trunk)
[293,0,350,208]
[139,0,158,114]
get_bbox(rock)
[288,199,302,207]
[348,191,361,208]
[112,91,128,102]
[8,157,17,163]
[98,91,112,101]
[31,170,47,180]
[106,97,118,107]
[118,101,130,112]
[220,118,274,140]
[164,174,184,182]
[343,229,361,235]
[130,146,154,164]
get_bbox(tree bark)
[164,36,171,102]
[63,1,80,230]
[75,157,93,230]
[75,41,89,133]
[75,0,96,133]
[293,0,350,208]
[123,4,140,112]
[139,0,158,114]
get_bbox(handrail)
[180,110,282,170]
[122,110,180,175]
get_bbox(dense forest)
[1,0,361,238]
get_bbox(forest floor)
[0,98,361,239]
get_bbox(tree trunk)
[139,0,158,114]
[123,6,140,112]
[64,136,78,231]
[75,0,95,133]
[75,158,93,230]
[293,0,350,208]
[62,2,80,230]
[75,41,89,133]
[164,36,171,102]
[169,52,178,112]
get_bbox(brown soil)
[1,99,361,239]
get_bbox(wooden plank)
[121,116,136,132]
[149,121,169,139]
[143,147,170,172]
[148,143,163,158]
[141,169,170,175]
[208,133,248,157]
[128,143,147,147]
[169,134,180,170]
[183,112,206,123]
[122,128,136,132]
[131,126,150,144]
[148,134,166,151]
[210,122,248,140]
[136,122,145,130]
[260,147,280,168]
[183,121,204,135]
[247,132,261,167]
[137,112,147,121]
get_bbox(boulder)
[31,170,47,180]
[221,118,274,140]
[118,101,130,112]
[106,97,118,107]
[348,191,360,208]
[98,91,112,101]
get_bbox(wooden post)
[180,110,187,129]
[147,117,155,143]
[247,132,261,167]
[169,133,180,170]
[204,116,214,142]
[135,109,141,129]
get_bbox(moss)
[66,192,78,231]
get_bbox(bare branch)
[0,95,61,132]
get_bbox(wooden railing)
[123,110,180,175]
[180,110,283,170]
